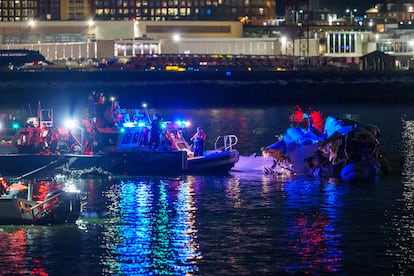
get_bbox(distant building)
[93,0,275,24]
[364,2,414,31]
[0,21,253,60]
[360,50,396,71]
[0,0,276,25]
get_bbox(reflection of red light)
[31,267,48,276]
[289,213,341,273]
[0,229,29,274]
[34,180,63,201]
[32,259,48,275]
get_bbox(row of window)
[2,33,86,44]
[95,0,222,7]
[377,42,411,53]
[94,7,255,16]
[0,1,36,8]
[147,25,230,33]
[92,0,261,7]
[0,0,269,20]
[1,9,35,17]
[328,33,356,53]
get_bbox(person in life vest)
[191,127,206,157]
[0,177,8,195]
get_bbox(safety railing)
[214,135,238,151]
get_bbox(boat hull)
[0,150,239,176]
[0,198,39,224]
[107,150,187,175]
[0,190,83,225]
[187,150,240,174]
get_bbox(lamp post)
[346,8,357,25]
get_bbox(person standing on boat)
[191,127,206,157]
[150,113,162,150]
[112,101,125,128]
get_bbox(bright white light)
[281,36,287,44]
[172,34,181,42]
[123,122,135,128]
[142,103,147,108]
[87,19,95,27]
[65,119,78,129]
[28,19,36,27]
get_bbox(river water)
[0,76,413,275]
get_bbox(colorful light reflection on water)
[100,178,200,275]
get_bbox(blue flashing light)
[12,122,20,130]
[123,122,136,128]
[226,71,232,76]
[137,122,146,128]
[119,128,125,133]
[175,120,190,128]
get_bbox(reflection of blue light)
[101,178,199,274]
[206,9,211,15]
[117,181,152,273]
[283,178,343,273]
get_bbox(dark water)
[0,77,413,275]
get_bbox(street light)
[64,119,84,154]
[346,8,357,25]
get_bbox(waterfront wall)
[1,70,414,112]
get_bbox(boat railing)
[214,135,238,151]
[20,191,62,218]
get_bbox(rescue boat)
[86,119,240,175]
[0,177,86,225]
[0,105,239,176]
